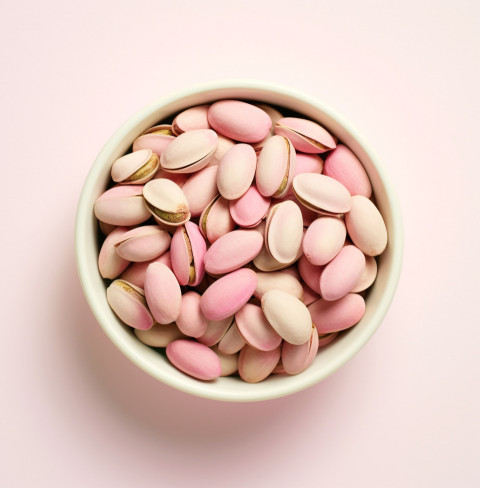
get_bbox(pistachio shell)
[94,185,151,226]
[181,165,219,217]
[285,154,324,197]
[144,262,182,325]
[282,325,319,375]
[252,104,284,153]
[309,293,366,334]
[265,200,303,263]
[324,144,372,197]
[217,144,257,200]
[106,280,154,330]
[320,245,366,301]
[204,229,263,275]
[256,135,296,198]
[134,323,186,347]
[143,178,190,225]
[152,167,188,187]
[261,290,312,345]
[235,303,282,351]
[197,316,234,346]
[303,217,346,266]
[175,291,208,338]
[298,255,322,294]
[200,268,258,321]
[352,255,377,293]
[114,225,171,262]
[208,100,272,143]
[275,117,336,153]
[166,339,222,381]
[132,124,175,156]
[293,173,352,215]
[120,251,172,288]
[172,105,211,135]
[208,134,236,166]
[278,195,317,227]
[199,195,236,244]
[217,321,246,355]
[111,149,159,184]
[254,271,303,300]
[170,221,206,286]
[345,196,388,256]
[229,185,270,227]
[318,332,338,348]
[98,226,131,279]
[211,346,239,376]
[98,220,117,236]
[302,284,321,306]
[238,345,281,383]
[160,129,218,173]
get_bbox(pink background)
[2,1,479,486]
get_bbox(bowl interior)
[75,81,403,402]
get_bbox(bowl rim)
[75,79,404,402]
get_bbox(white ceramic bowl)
[75,80,403,402]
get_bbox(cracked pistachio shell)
[208,100,272,143]
[197,315,234,347]
[200,268,258,321]
[324,144,372,197]
[143,178,190,226]
[120,251,172,288]
[345,195,387,256]
[254,270,303,300]
[217,321,246,355]
[170,221,206,287]
[176,291,208,338]
[265,200,303,264]
[275,117,336,153]
[204,229,263,275]
[98,226,131,279]
[320,245,366,301]
[303,217,346,266]
[134,323,186,347]
[153,167,188,187]
[238,345,281,383]
[293,173,351,215]
[252,104,284,153]
[208,134,236,166]
[160,129,218,173]
[318,332,338,348]
[278,195,317,227]
[309,293,366,334]
[111,149,159,184]
[282,325,319,375]
[352,255,377,293]
[114,225,171,262]
[298,255,322,294]
[181,165,219,217]
[229,185,270,227]
[285,153,324,197]
[172,104,211,135]
[235,303,282,352]
[106,280,154,330]
[94,185,151,226]
[166,339,222,381]
[211,346,239,376]
[199,195,236,244]
[261,290,312,345]
[144,262,182,325]
[133,124,175,156]
[256,135,296,198]
[217,144,257,200]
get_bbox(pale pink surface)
[2,2,479,488]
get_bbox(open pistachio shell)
[238,345,281,383]
[293,173,351,215]
[170,221,206,286]
[114,225,171,262]
[282,325,319,375]
[285,153,324,197]
[160,129,218,173]
[256,135,296,198]
[229,185,270,228]
[132,124,175,157]
[134,323,186,347]
[106,280,154,330]
[144,262,182,325]
[143,178,190,226]
[181,165,219,217]
[120,251,172,288]
[217,321,246,355]
[98,226,131,279]
[199,195,236,244]
[94,185,151,226]
[275,117,336,153]
[175,291,208,338]
[111,149,159,184]
[254,270,303,300]
[172,105,211,135]
[265,200,303,264]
